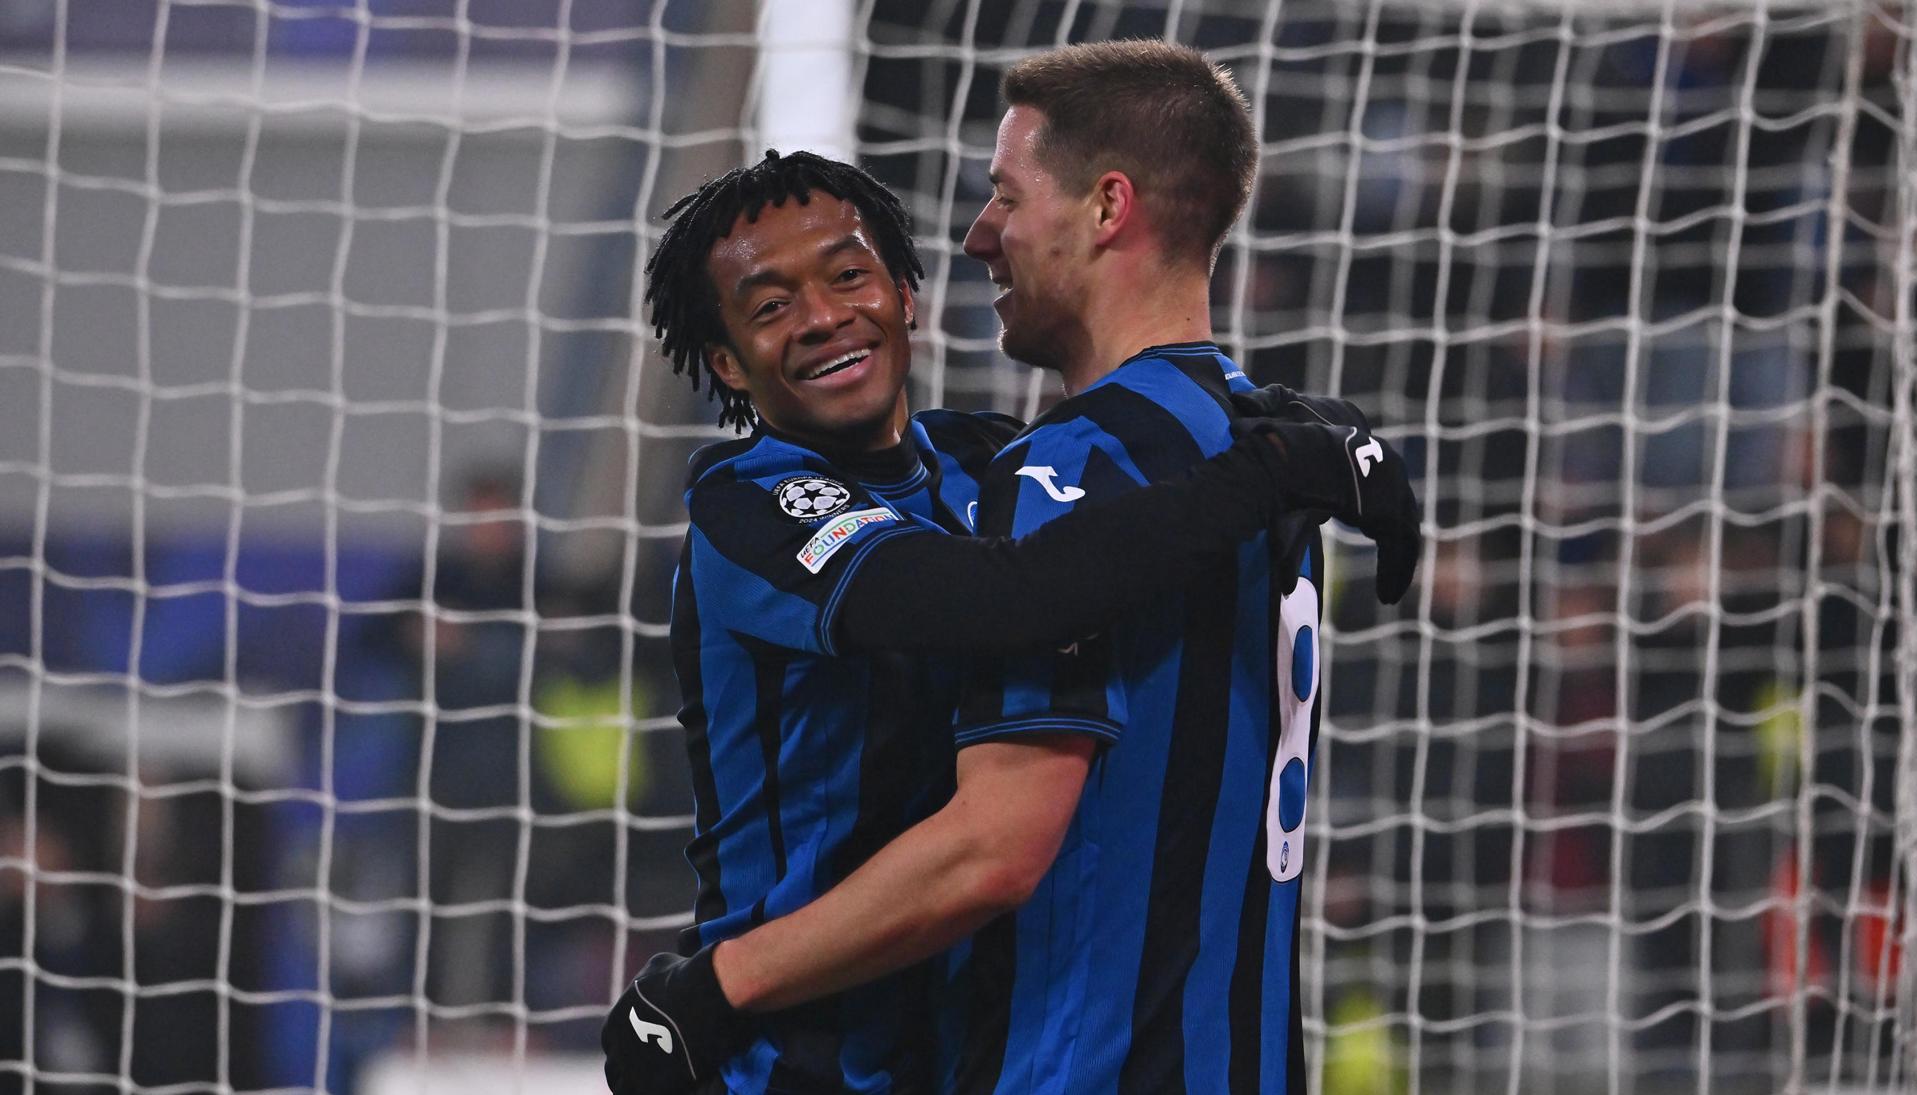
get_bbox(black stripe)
[915,408,1022,471]
[1287,892,1306,1094]
[761,1007,846,1090]
[685,435,756,486]
[970,449,1022,537]
[1228,837,1272,1093]
[954,912,1017,1094]
[955,653,1008,729]
[751,651,789,881]
[885,960,941,1095]
[673,537,726,951]
[829,655,908,880]
[1045,635,1111,722]
[1038,443,1151,720]
[834,652,945,1092]
[1228,529,1291,1092]
[1069,386,1209,480]
[953,458,1021,728]
[1116,556,1241,1095]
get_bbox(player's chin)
[816,360,903,410]
[998,325,1049,370]
[788,389,892,439]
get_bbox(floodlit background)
[0,2,1912,1093]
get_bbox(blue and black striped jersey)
[671,410,1014,1094]
[951,343,1326,1095]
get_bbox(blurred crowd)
[1213,13,1908,1090]
[1,470,688,1092]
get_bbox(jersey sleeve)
[948,421,1145,748]
[950,634,1128,748]
[684,464,929,656]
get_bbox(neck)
[1058,267,1214,396]
[765,392,909,456]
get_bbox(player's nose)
[962,207,999,264]
[792,280,855,339]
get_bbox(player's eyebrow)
[818,234,871,262]
[731,234,871,297]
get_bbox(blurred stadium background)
[0,1,1912,1092]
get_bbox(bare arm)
[708,736,1095,1011]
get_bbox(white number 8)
[1266,575,1319,883]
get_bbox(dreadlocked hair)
[644,149,924,432]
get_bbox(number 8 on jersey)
[1267,574,1319,883]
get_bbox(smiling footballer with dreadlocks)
[599,147,1406,1095]
[644,150,923,432]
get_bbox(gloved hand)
[601,947,750,1095]
[1227,405,1422,606]
[1230,382,1372,435]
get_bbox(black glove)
[601,947,750,1095]
[1229,415,1422,605]
[1230,382,1372,434]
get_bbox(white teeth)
[801,350,867,381]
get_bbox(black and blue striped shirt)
[951,344,1325,1095]
[672,411,1012,1093]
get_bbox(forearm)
[710,803,1004,1012]
[707,738,1092,1012]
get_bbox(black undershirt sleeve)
[833,432,1299,655]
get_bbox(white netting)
[0,1,1912,1093]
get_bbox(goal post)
[0,1,1912,1093]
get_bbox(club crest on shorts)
[774,476,852,521]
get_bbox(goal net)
[0,1,1911,1093]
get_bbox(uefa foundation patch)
[796,507,896,573]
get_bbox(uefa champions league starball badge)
[774,476,853,521]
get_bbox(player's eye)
[835,266,868,284]
[751,298,786,321]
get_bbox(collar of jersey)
[1067,340,1226,397]
[754,423,929,495]
[1016,340,1228,439]
[1107,341,1222,376]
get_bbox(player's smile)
[705,196,915,452]
[796,345,872,384]
[987,271,1014,314]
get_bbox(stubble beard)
[997,290,1077,376]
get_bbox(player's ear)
[706,345,750,393]
[898,279,916,331]
[1091,170,1135,247]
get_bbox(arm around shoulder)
[832,429,1293,655]
[708,735,1096,1012]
